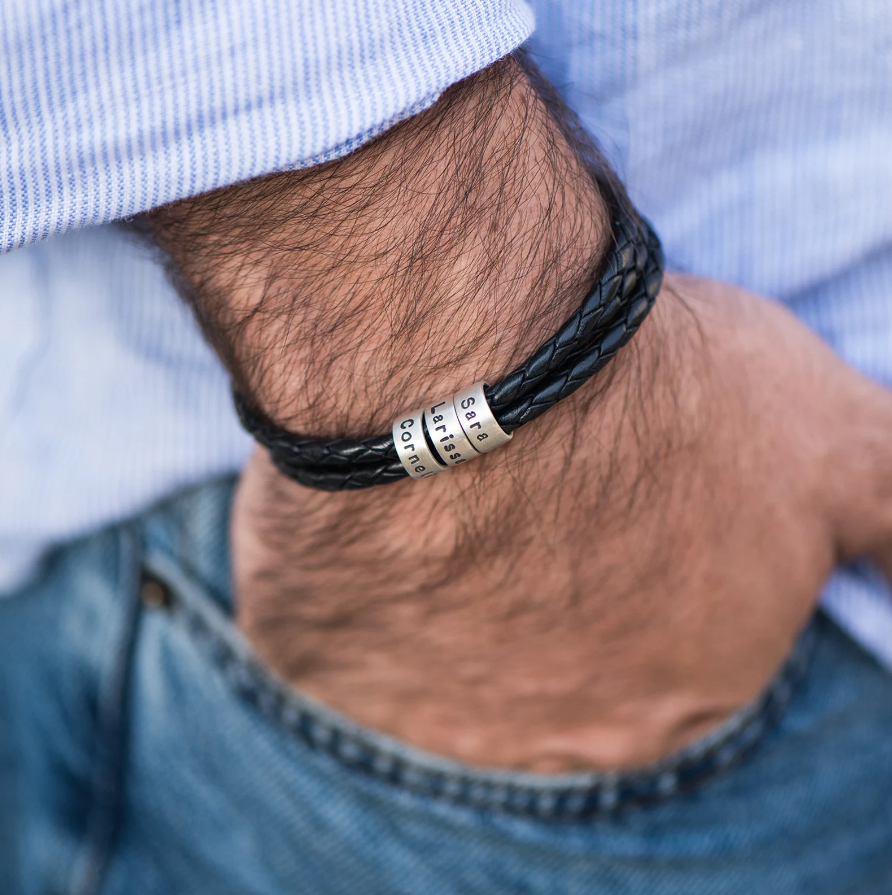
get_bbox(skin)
[232,272,892,772]
[149,55,892,772]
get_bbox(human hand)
[228,269,892,772]
[148,52,892,771]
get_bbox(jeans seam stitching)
[71,526,143,895]
[161,574,817,820]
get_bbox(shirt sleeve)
[0,0,534,253]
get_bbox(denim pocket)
[146,545,817,823]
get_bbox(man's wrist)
[148,53,613,440]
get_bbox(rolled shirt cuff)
[0,0,534,252]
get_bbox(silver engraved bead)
[392,410,446,479]
[452,381,513,453]
[423,397,479,466]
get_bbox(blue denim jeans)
[2,478,892,894]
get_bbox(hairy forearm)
[148,54,615,437]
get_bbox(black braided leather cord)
[235,207,664,491]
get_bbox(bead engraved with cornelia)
[452,381,513,453]
[392,411,446,479]
[424,398,479,466]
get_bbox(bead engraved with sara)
[452,381,513,453]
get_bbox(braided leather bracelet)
[235,206,664,491]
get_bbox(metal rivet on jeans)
[140,574,173,610]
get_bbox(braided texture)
[235,208,664,491]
